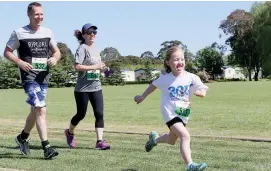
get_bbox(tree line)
[1,2,271,89]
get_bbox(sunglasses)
[85,29,97,35]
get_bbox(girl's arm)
[191,75,208,98]
[134,84,157,104]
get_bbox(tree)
[220,3,271,80]
[119,55,142,65]
[251,2,271,78]
[105,61,125,86]
[157,40,197,74]
[185,62,198,74]
[196,46,224,80]
[50,42,75,87]
[157,40,182,59]
[157,40,195,62]
[211,42,227,56]
[100,47,121,61]
[140,51,155,59]
[184,50,195,63]
[0,58,20,89]
[184,49,197,74]
[144,59,152,81]
[219,9,255,81]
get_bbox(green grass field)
[0,81,270,171]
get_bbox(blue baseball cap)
[82,23,97,33]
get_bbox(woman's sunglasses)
[85,29,97,35]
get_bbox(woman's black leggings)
[71,90,104,128]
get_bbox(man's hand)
[47,57,58,67]
[17,60,32,72]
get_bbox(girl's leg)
[145,118,180,152]
[145,130,178,152]
[156,130,178,145]
[147,119,207,170]
[170,122,192,165]
[170,122,207,171]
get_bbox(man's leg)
[21,82,58,159]
[35,106,47,141]
[15,83,38,156]
[24,106,36,133]
[15,107,35,155]
[35,84,58,159]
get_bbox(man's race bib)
[32,58,48,71]
[87,70,100,80]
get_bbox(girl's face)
[166,49,185,75]
[83,28,97,44]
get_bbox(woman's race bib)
[87,70,100,80]
[32,58,48,71]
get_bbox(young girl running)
[134,46,208,171]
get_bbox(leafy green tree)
[49,42,75,87]
[106,61,125,86]
[144,59,152,81]
[140,51,155,59]
[0,58,20,89]
[157,40,182,59]
[251,2,271,78]
[196,46,224,80]
[100,47,121,61]
[220,9,255,81]
[157,40,196,73]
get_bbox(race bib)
[87,70,100,80]
[32,58,48,71]
[175,107,191,117]
[174,101,191,117]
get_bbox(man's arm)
[3,46,32,72]
[4,46,20,64]
[47,46,61,67]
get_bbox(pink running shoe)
[95,140,110,150]
[64,129,75,148]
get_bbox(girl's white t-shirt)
[152,71,208,124]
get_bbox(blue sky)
[0,1,254,57]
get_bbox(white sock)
[154,137,158,144]
[187,162,193,168]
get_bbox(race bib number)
[175,107,191,117]
[87,70,100,80]
[32,58,48,71]
[174,101,190,117]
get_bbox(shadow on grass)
[49,145,98,150]
[0,144,97,150]
[0,152,43,160]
